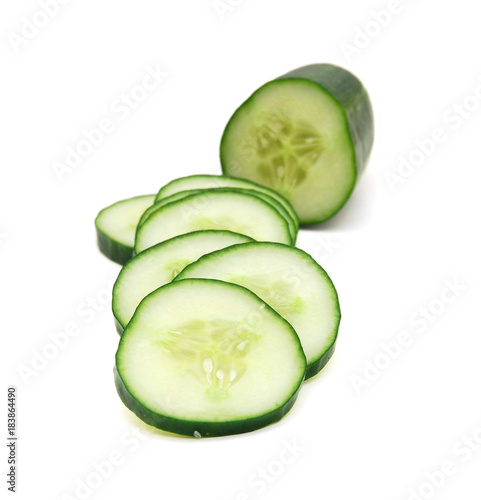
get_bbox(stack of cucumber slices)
[95,63,374,438]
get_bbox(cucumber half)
[115,279,306,437]
[140,187,297,243]
[176,242,340,378]
[220,64,374,224]
[156,174,299,232]
[134,190,292,254]
[95,194,155,264]
[112,230,253,334]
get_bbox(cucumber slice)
[115,279,306,437]
[156,174,299,232]
[140,188,297,243]
[95,194,155,264]
[112,230,254,334]
[175,242,340,378]
[220,64,374,224]
[134,190,292,254]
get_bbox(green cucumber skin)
[220,63,374,225]
[305,341,336,379]
[114,365,303,438]
[96,229,133,265]
[276,64,374,177]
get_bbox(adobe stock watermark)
[340,0,418,63]
[7,0,72,54]
[61,427,148,500]
[404,418,481,500]
[230,438,306,499]
[312,235,342,263]
[51,65,167,182]
[350,278,466,394]
[16,273,117,385]
[385,74,481,191]
[212,0,247,21]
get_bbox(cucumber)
[115,279,306,437]
[95,194,155,264]
[175,242,340,378]
[140,187,298,243]
[112,230,253,334]
[134,190,292,254]
[220,63,374,224]
[156,174,299,232]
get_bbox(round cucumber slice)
[156,174,299,232]
[220,64,374,224]
[115,279,306,437]
[134,190,292,254]
[95,194,155,264]
[175,242,340,378]
[112,230,254,334]
[140,187,297,244]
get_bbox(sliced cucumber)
[156,174,299,232]
[140,187,297,243]
[95,194,155,264]
[115,279,306,437]
[112,230,254,334]
[134,190,292,254]
[175,242,340,378]
[220,64,374,224]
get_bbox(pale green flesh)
[175,242,340,368]
[156,174,299,230]
[113,230,253,329]
[95,195,155,246]
[141,188,297,243]
[134,191,291,254]
[117,279,305,421]
[221,80,356,223]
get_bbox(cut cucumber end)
[220,64,374,224]
[115,279,306,437]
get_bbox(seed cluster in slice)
[244,111,325,198]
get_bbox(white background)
[2,1,481,499]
